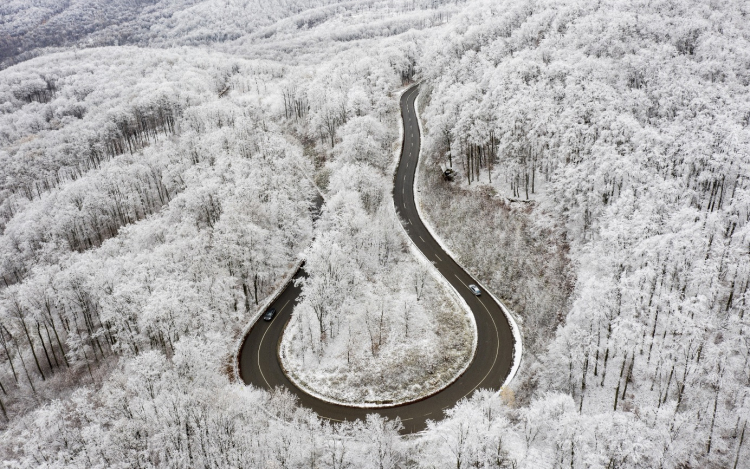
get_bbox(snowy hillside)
[0,0,748,467]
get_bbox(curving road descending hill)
[238,84,517,433]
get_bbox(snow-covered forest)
[417,0,750,466]
[0,0,748,467]
[281,192,475,404]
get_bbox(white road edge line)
[412,84,524,396]
[462,298,500,399]
[385,83,479,415]
[257,300,289,388]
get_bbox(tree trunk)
[580,348,589,412]
[707,387,719,454]
[613,353,627,410]
[242,282,251,312]
[20,320,45,381]
[36,322,54,371]
[734,420,746,469]
[8,329,35,393]
[621,349,635,400]
[0,328,18,383]
[254,273,259,306]
[525,172,529,200]
[49,319,69,368]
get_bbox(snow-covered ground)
[280,280,474,406]
[277,84,481,407]
[2,0,749,467]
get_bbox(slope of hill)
[0,0,748,467]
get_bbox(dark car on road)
[469,284,481,296]
[263,308,277,321]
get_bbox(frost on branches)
[418,0,750,466]
[1,0,749,467]
[280,185,475,405]
[277,47,475,405]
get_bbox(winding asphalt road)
[238,84,516,433]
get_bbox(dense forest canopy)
[0,0,748,467]
[417,0,750,466]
